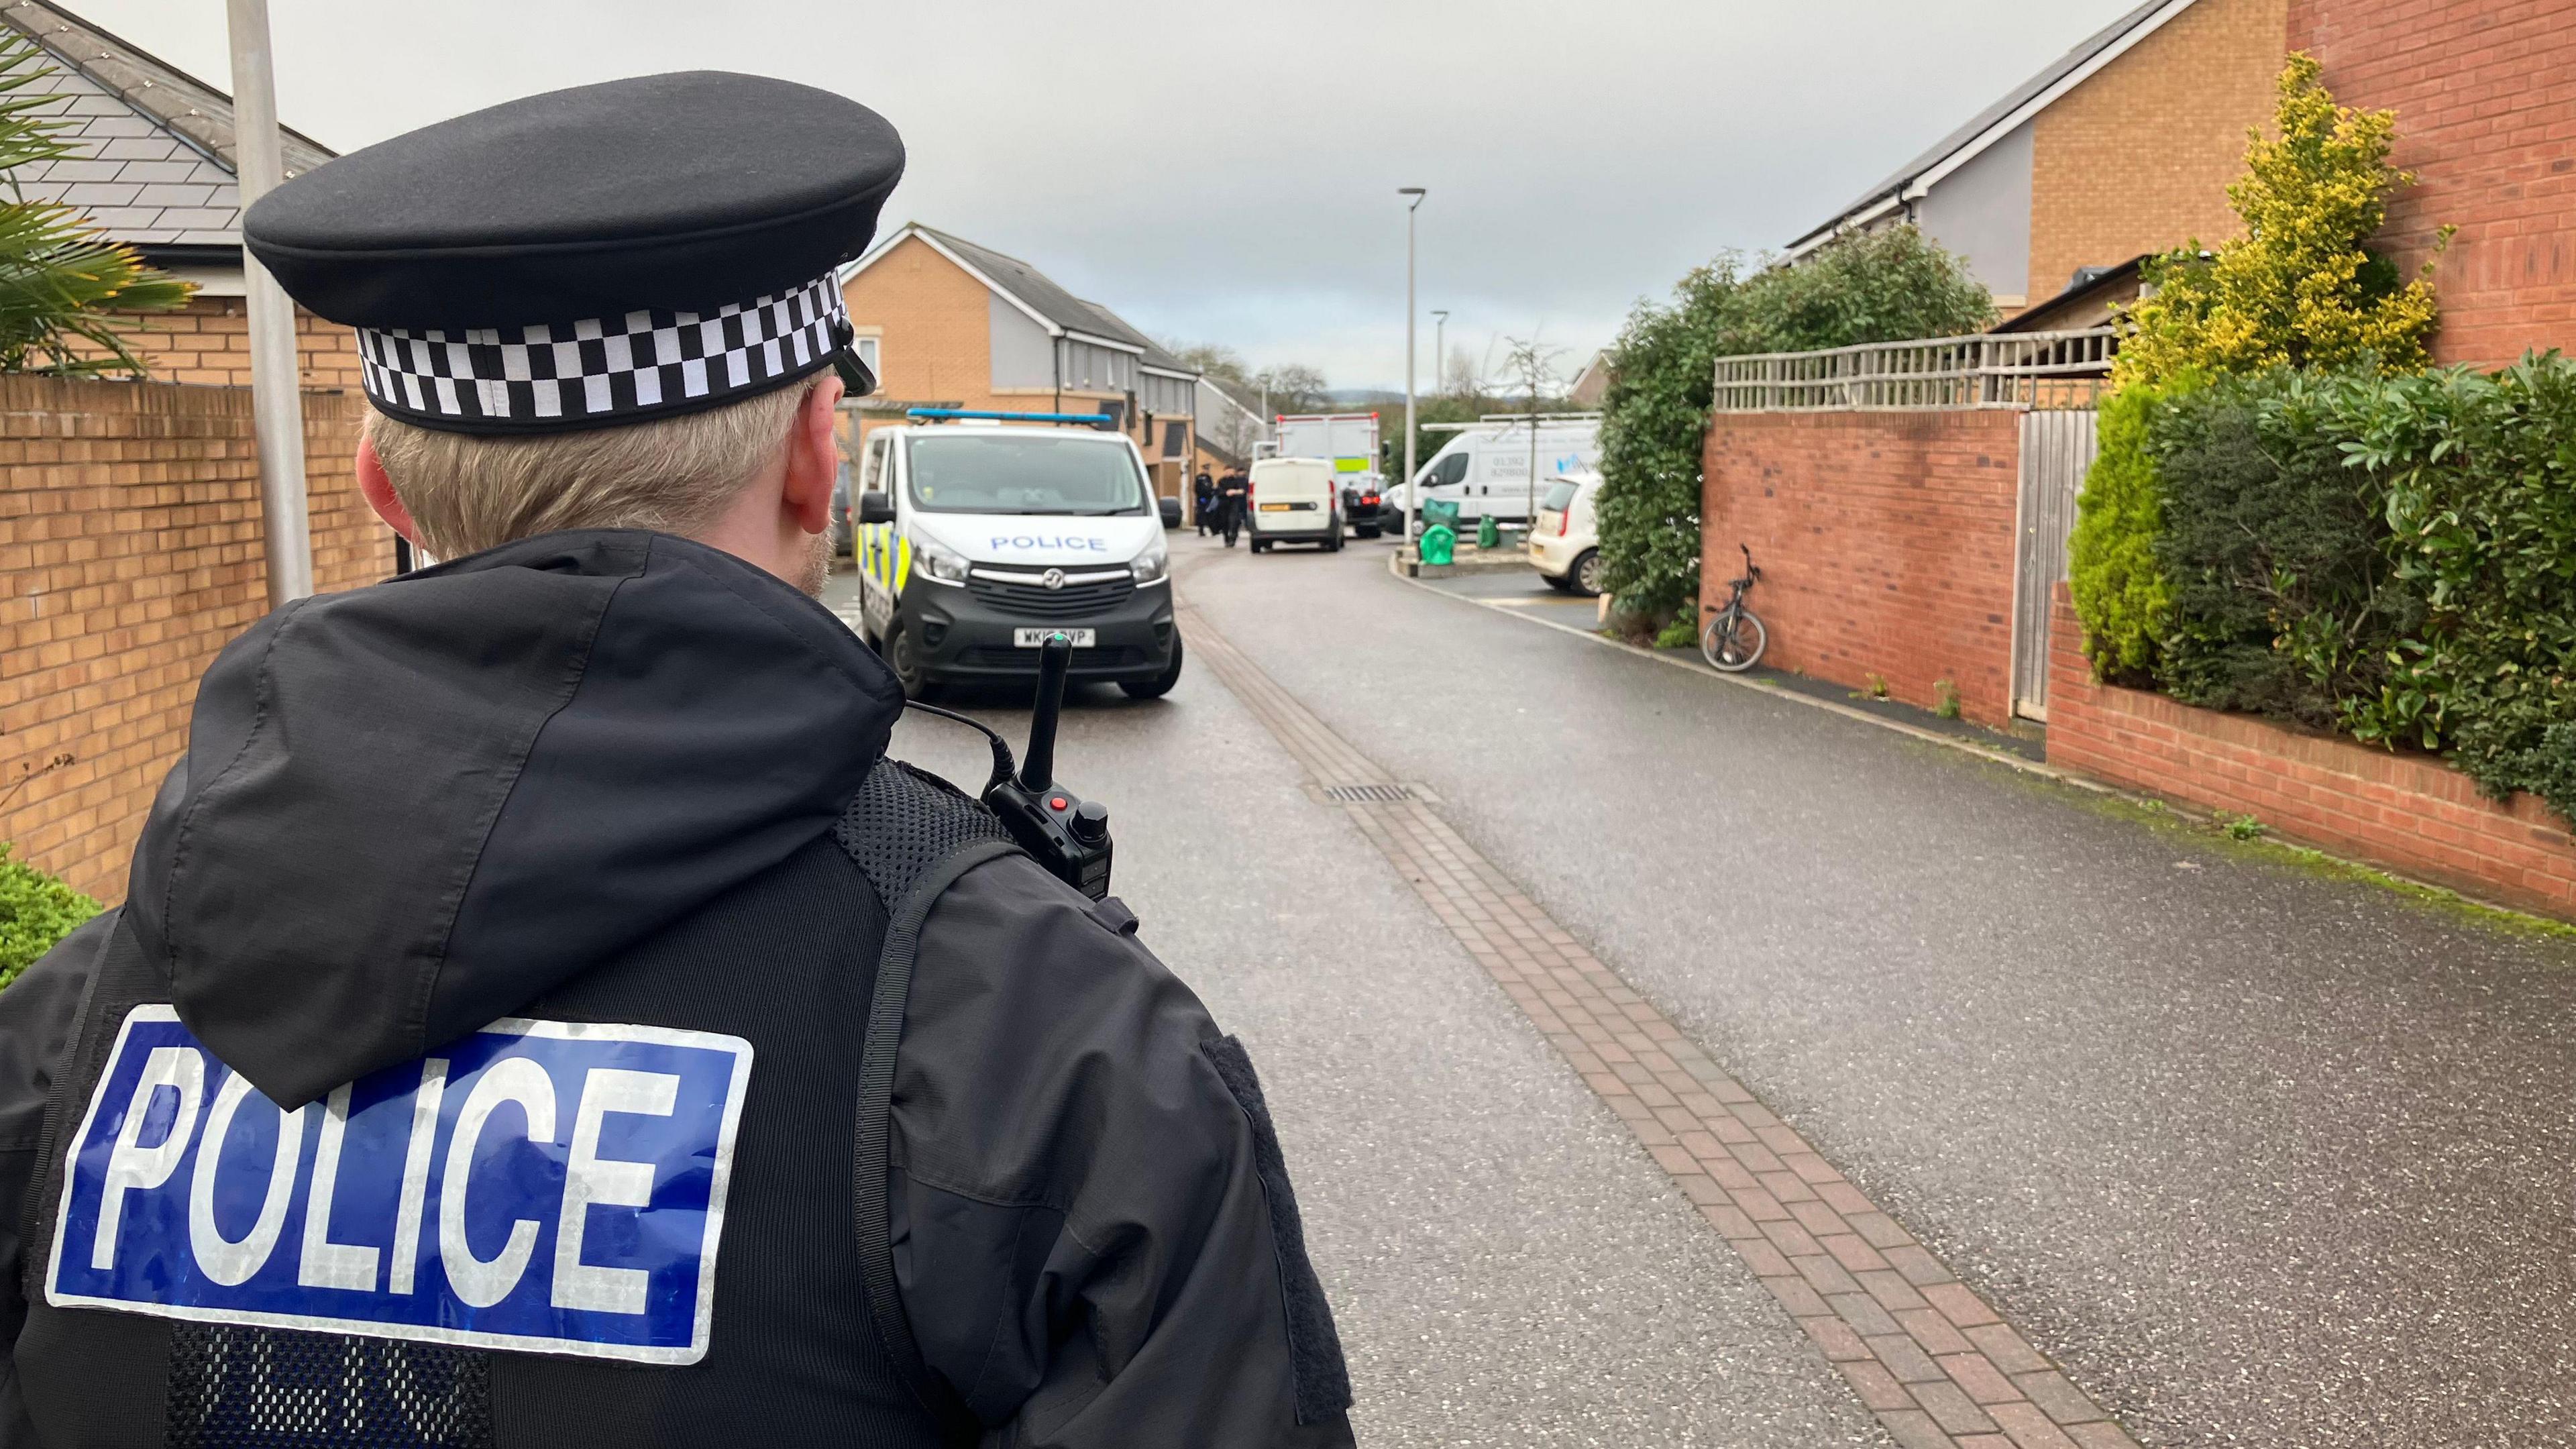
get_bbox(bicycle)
[1700,543,1768,673]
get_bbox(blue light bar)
[906,407,1116,427]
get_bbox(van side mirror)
[857,492,895,525]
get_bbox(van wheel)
[887,623,939,702]
[1326,522,1345,552]
[1252,539,1269,554]
[1571,548,1605,597]
[1122,633,1184,700]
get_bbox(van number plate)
[1014,629,1096,647]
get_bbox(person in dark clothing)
[0,73,1350,1449]
[1193,468,1216,535]
[1217,469,1251,547]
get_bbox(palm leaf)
[0,35,194,376]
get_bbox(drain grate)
[1322,783,1415,803]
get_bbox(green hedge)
[2151,372,2425,726]
[2108,355,2576,822]
[2067,382,2180,680]
[1595,227,1994,620]
[1,844,99,990]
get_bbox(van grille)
[967,574,1134,618]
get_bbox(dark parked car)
[1340,478,1387,539]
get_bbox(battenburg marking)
[47,1006,753,1365]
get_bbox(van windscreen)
[906,433,1148,515]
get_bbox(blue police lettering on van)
[987,535,1110,553]
[45,1006,753,1364]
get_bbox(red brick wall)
[1701,410,2023,727]
[2288,0,2576,367]
[2046,585,2576,918]
[0,379,386,904]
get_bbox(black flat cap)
[246,71,904,434]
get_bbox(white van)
[1246,456,1344,553]
[850,413,1181,700]
[1386,417,1601,524]
[1527,469,1605,595]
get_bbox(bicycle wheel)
[1702,609,1768,673]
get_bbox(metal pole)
[1399,188,1424,555]
[1432,311,1448,397]
[226,0,310,606]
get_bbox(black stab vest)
[15,759,1005,1449]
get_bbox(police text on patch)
[46,1007,753,1364]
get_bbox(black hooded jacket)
[0,531,1350,1448]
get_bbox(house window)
[1163,420,1186,457]
[854,335,881,378]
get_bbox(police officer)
[1193,466,1216,535]
[0,73,1350,1449]
[1217,468,1252,547]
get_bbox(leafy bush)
[1,844,99,990]
[0,36,191,374]
[2151,371,2424,726]
[1596,227,1992,619]
[2116,356,2576,823]
[2331,357,2576,810]
[2115,54,2441,389]
[2067,381,2181,679]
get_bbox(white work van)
[850,411,1181,700]
[1386,415,1603,525]
[1273,412,1387,537]
[1246,457,1343,552]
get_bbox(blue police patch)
[46,1006,754,1365]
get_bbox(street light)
[227,0,311,606]
[1399,187,1426,559]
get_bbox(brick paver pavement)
[1180,601,2144,1449]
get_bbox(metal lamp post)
[227,0,311,605]
[1431,310,1448,396]
[1399,187,1426,557]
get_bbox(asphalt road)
[839,527,2576,1447]
[1166,532,2576,1449]
[851,563,1893,1448]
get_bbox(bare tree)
[1439,344,1485,401]
[1161,339,1249,384]
[1252,362,1330,415]
[1499,333,1568,523]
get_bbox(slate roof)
[0,0,335,250]
[1073,297,1194,373]
[1788,0,2182,251]
[859,222,1204,379]
[909,223,1142,348]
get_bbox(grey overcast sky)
[77,1,2137,390]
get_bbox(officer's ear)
[356,435,421,545]
[780,374,845,537]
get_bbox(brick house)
[1787,0,2288,319]
[0,0,362,389]
[2287,0,2576,368]
[839,223,1204,503]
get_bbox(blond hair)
[365,380,816,558]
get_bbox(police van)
[850,410,1181,700]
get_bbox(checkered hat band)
[355,274,849,427]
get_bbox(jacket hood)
[127,530,902,1108]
